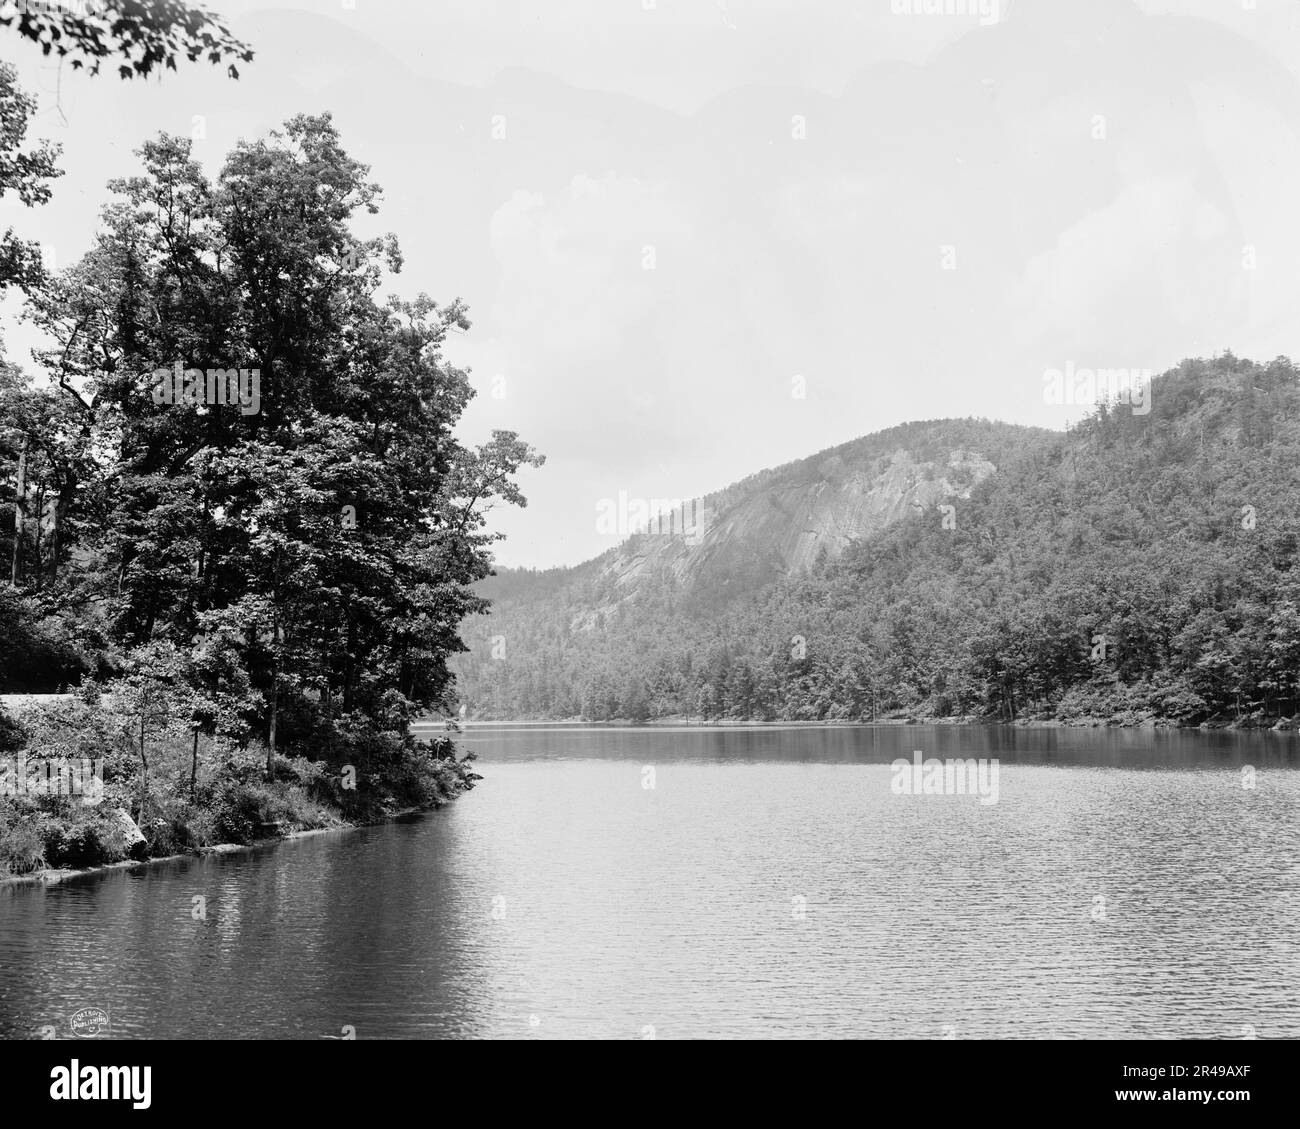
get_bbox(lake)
[2,724,1297,1039]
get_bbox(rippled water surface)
[2,725,1297,1039]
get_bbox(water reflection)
[449,721,1299,770]
[2,725,1297,1039]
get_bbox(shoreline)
[9,715,1295,889]
[1,694,480,889]
[14,697,1294,733]
[440,715,1300,732]
[0,804,434,891]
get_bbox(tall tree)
[18,118,542,767]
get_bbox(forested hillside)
[456,354,1300,727]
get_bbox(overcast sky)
[4,0,1300,567]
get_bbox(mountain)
[452,417,1051,712]
[453,354,1300,729]
[561,418,1039,617]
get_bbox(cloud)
[453,173,700,474]
[485,175,681,356]
[1012,177,1236,350]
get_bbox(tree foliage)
[1,0,253,80]
[2,113,542,769]
[0,62,61,296]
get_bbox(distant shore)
[437,714,1300,732]
[13,696,1293,731]
[13,694,1296,734]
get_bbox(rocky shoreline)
[0,802,452,890]
[1,695,480,885]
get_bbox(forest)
[0,37,539,875]
[458,354,1300,730]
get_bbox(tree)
[1,1,253,81]
[0,63,61,296]
[17,117,542,772]
[695,682,716,721]
[110,640,187,823]
[621,678,650,723]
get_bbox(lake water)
[2,724,1298,1039]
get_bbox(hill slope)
[564,418,1043,624]
[452,417,1051,715]
[454,355,1300,727]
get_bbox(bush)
[42,804,129,869]
[276,754,333,798]
[202,778,264,844]
[18,699,137,789]
[1,697,474,877]
[0,796,131,873]
[0,805,47,876]
[142,791,205,856]
[1149,679,1209,724]
[184,809,219,850]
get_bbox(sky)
[4,0,1300,567]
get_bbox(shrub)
[143,791,204,856]
[202,778,264,844]
[42,804,129,869]
[18,699,137,786]
[1,696,474,876]
[0,804,48,876]
[183,809,219,850]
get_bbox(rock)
[577,434,1004,623]
[112,808,148,859]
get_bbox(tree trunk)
[10,436,26,587]
[267,661,278,781]
[138,715,148,825]
[32,484,43,592]
[190,727,200,800]
[47,493,60,587]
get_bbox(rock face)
[534,419,1040,633]
[472,419,1048,637]
[112,808,148,859]
[590,445,997,605]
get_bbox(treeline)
[0,67,538,874]
[458,354,1300,728]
